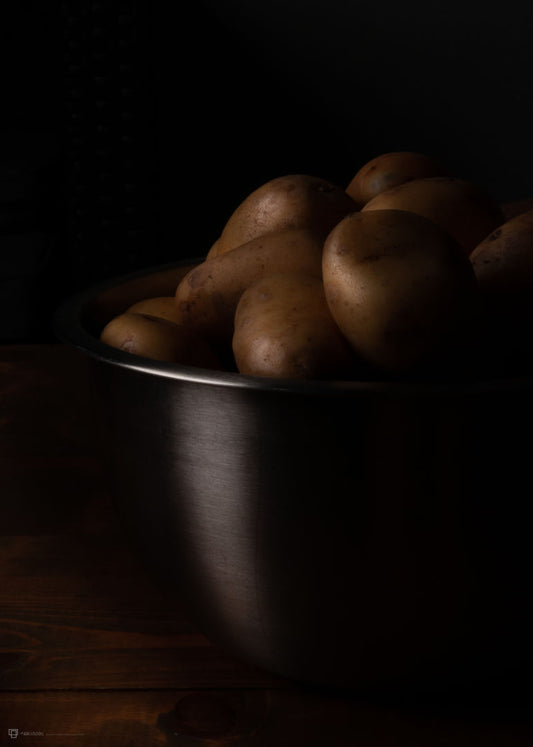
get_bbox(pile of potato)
[100,152,533,380]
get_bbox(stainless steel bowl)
[54,259,533,693]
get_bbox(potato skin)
[89,265,194,328]
[216,174,358,256]
[362,176,505,255]
[175,228,324,345]
[470,208,533,298]
[127,296,185,325]
[470,208,533,369]
[100,311,222,368]
[346,151,449,207]
[232,273,359,379]
[206,237,221,260]
[322,210,481,375]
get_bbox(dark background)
[1,0,532,342]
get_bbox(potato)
[127,296,185,325]
[470,208,533,297]
[175,228,324,345]
[362,176,505,255]
[206,237,221,260]
[232,273,360,379]
[470,208,533,369]
[215,174,358,256]
[87,264,194,329]
[100,312,222,368]
[346,151,449,207]
[322,210,481,375]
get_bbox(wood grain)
[0,534,284,691]
[2,689,533,747]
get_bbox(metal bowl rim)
[53,258,533,397]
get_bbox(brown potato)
[470,208,533,369]
[232,273,359,379]
[362,176,505,255]
[470,208,533,297]
[127,296,185,325]
[322,210,481,375]
[100,312,222,368]
[216,174,358,256]
[206,237,221,260]
[346,151,449,207]
[87,264,194,328]
[175,228,324,345]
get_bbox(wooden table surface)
[1,336,533,745]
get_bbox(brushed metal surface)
[54,260,533,691]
